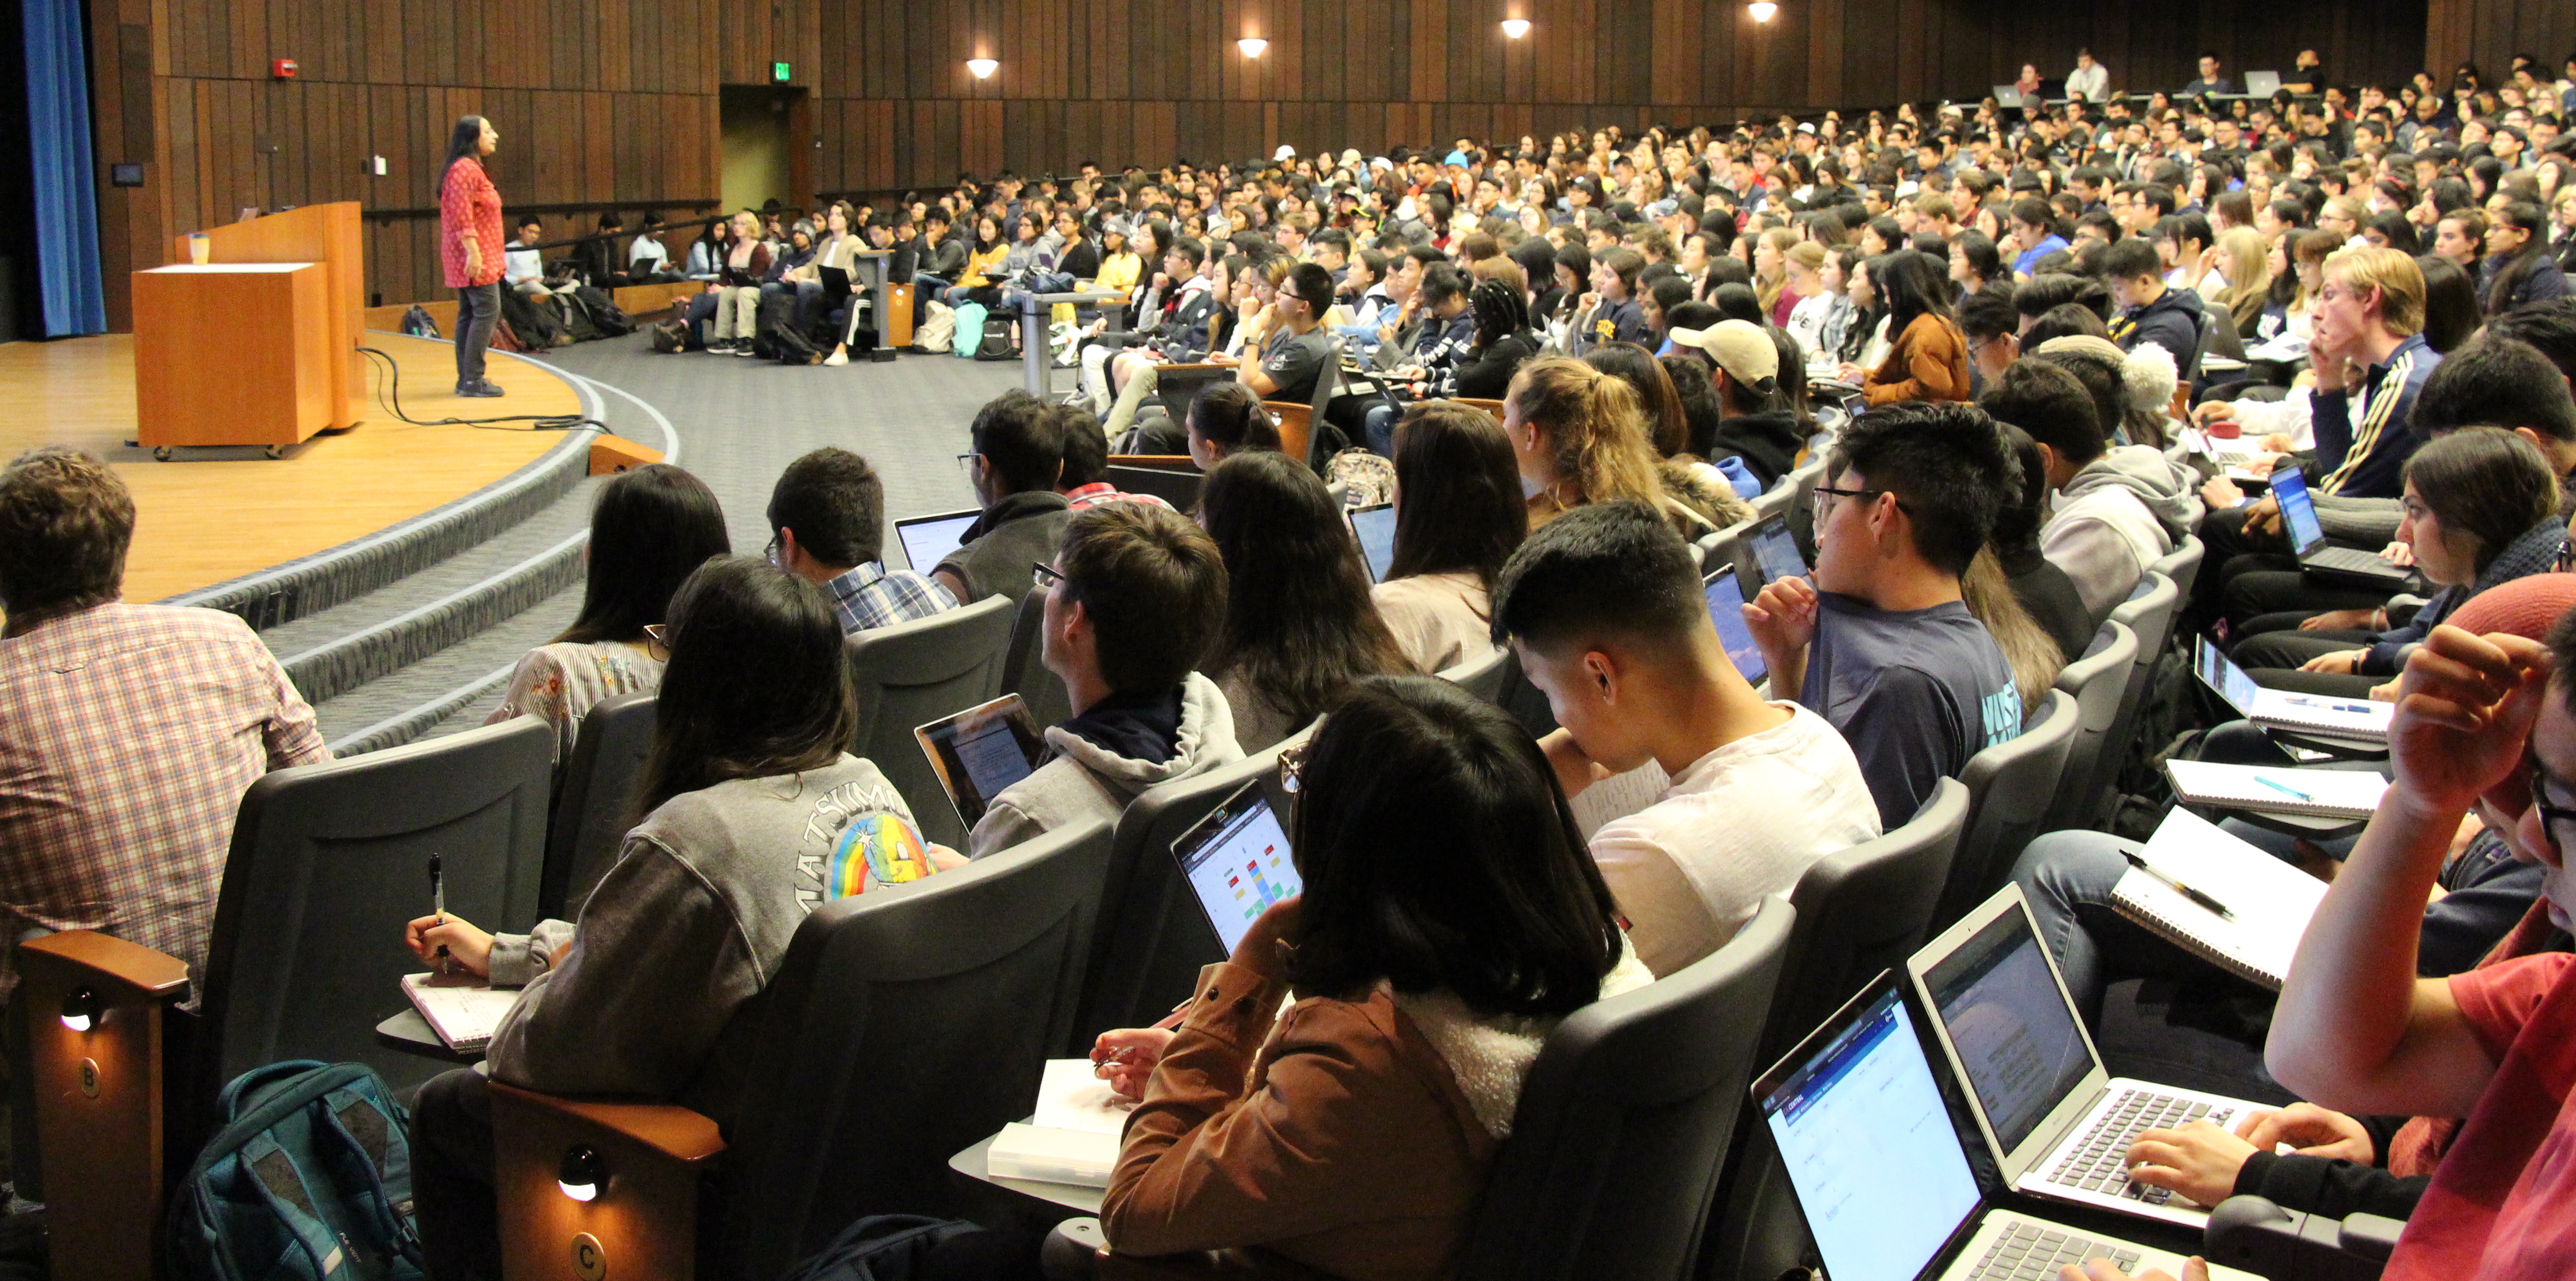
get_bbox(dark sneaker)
[461,380,506,398]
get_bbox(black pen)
[429,854,451,974]
[2123,850,2237,922]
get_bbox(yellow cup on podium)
[187,233,212,264]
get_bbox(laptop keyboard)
[1965,1222,2140,1280]
[2307,546,2402,576]
[2046,1090,2236,1206]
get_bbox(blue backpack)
[163,1061,425,1281]
[949,302,989,358]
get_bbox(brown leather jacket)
[1863,312,1973,404]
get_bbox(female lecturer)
[438,116,507,397]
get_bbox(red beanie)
[2449,572,2576,642]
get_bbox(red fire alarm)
[272,58,298,78]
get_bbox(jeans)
[454,282,500,390]
[2231,628,2384,698]
[1363,400,1405,456]
[411,1068,501,1281]
[2013,831,2235,1026]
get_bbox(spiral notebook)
[401,972,520,1053]
[2164,760,2388,820]
[2110,808,2330,990]
[2193,638,2393,742]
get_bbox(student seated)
[1833,250,1972,404]
[966,502,1240,856]
[405,557,958,1281]
[1053,404,1174,512]
[765,447,958,634]
[487,464,729,764]
[1666,318,1804,490]
[1743,402,2025,826]
[503,216,553,300]
[1983,358,2200,621]
[2103,236,2207,374]
[1372,402,1526,674]
[934,391,1072,608]
[1507,355,1725,538]
[1200,450,1412,750]
[1091,676,1654,1280]
[1495,502,1879,977]
[1990,422,2096,670]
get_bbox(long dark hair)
[2405,427,2559,576]
[1285,676,1624,1016]
[556,464,731,645]
[1875,248,1957,336]
[436,116,487,200]
[1200,451,1409,729]
[634,558,856,816]
[1387,402,1527,594]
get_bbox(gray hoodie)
[2046,445,2206,620]
[483,756,950,1124]
[968,672,1242,858]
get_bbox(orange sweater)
[1863,312,1973,404]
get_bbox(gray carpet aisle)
[306,334,1025,744]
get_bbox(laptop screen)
[895,510,980,574]
[1749,516,1807,586]
[1759,982,1985,1281]
[1705,572,1768,686]
[1919,904,2098,1156]
[2267,466,2327,554]
[1173,782,1303,952]
[915,695,1045,825]
[1349,504,1398,584]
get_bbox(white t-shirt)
[1588,702,1882,978]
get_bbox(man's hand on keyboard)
[2239,1102,2376,1162]
[2061,1258,2207,1281]
[2124,1120,2255,1206]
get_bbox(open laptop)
[1992,85,2025,108]
[2266,466,2413,588]
[1348,503,1397,584]
[1704,570,1768,687]
[1756,976,2226,1281]
[893,508,980,574]
[2193,636,2393,742]
[2243,70,2282,98]
[1171,778,1303,953]
[1744,514,1808,586]
[1904,886,2269,1229]
[915,694,1047,827]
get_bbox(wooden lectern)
[133,202,365,456]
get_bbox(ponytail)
[1508,356,1661,510]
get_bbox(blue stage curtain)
[24,0,108,336]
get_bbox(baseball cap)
[1670,320,1780,389]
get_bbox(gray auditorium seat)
[195,716,552,1108]
[2044,621,2141,834]
[1437,645,1512,704]
[1937,686,2080,928]
[1104,462,1202,509]
[2097,572,2185,805]
[1076,734,1304,1042]
[1002,591,1075,730]
[1453,896,1793,1280]
[540,689,658,918]
[1697,520,1751,588]
[2148,534,2206,603]
[1747,477,1797,524]
[845,594,1016,849]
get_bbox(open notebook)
[401,972,520,1053]
[2111,808,2330,990]
[986,1058,1132,1188]
[2165,760,2388,820]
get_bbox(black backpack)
[971,312,1019,362]
[778,1216,982,1281]
[398,305,440,339]
[572,285,635,336]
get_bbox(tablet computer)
[1171,778,1302,953]
[914,694,1047,826]
[1704,570,1767,686]
[1746,514,1808,586]
[894,508,980,574]
[1348,502,1397,584]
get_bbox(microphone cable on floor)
[357,346,606,433]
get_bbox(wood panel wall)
[2426,0,2574,92]
[89,0,2429,326]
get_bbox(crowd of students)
[16,56,2576,1280]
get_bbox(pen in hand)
[429,854,450,975]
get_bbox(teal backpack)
[163,1061,425,1280]
[950,301,988,358]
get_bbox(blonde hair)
[1786,242,1827,274]
[1508,356,1664,512]
[2323,246,2427,336]
[1755,227,1800,313]
[2213,226,2272,330]
[1961,548,2064,710]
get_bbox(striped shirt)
[0,604,327,1002]
[826,562,960,634]
[2313,332,2439,498]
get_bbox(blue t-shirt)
[1798,592,2023,826]
[2012,234,2070,276]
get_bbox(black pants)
[411,1068,501,1281]
[2233,626,2384,698]
[2220,566,2395,631]
[454,282,501,390]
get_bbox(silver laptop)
[2243,70,2282,98]
[1904,886,2270,1229]
[893,508,979,574]
[2268,467,2413,588]
[1993,85,2024,108]
[1755,976,2237,1281]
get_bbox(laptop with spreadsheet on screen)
[2266,467,2411,588]
[1170,778,1304,953]
[1904,886,2269,1230]
[1755,976,2232,1281]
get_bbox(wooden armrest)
[1106,456,1198,469]
[1154,362,1230,374]
[491,1083,724,1280]
[20,930,190,1002]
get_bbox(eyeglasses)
[1278,740,1311,794]
[2528,760,2576,860]
[1031,562,1068,593]
[2556,540,2576,574]
[956,452,984,478]
[1811,482,1904,526]
[643,624,669,648]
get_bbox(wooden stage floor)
[0,332,577,604]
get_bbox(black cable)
[356,345,607,433]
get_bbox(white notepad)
[2166,760,2388,820]
[986,1060,1133,1188]
[2246,690,2393,743]
[401,972,520,1053]
[2110,808,2330,990]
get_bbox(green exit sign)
[772,62,791,82]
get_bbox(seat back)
[1104,460,1204,509]
[2043,622,2141,833]
[1000,591,1075,730]
[1697,520,1751,588]
[1782,457,1828,564]
[2148,535,2205,604]
[1076,740,1299,1041]
[1456,898,1793,1281]
[540,690,658,918]
[1437,645,1512,703]
[712,818,1115,1281]
[1747,480,1797,524]
[1264,401,1315,469]
[1305,336,1344,467]
[2109,570,2181,664]
[2091,572,2185,820]
[845,594,1016,848]
[196,718,552,1110]
[1937,688,2080,928]
[1455,397,1506,416]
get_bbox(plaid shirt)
[826,562,960,634]
[0,604,327,1002]
[1062,482,1175,512]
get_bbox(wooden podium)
[133,203,364,456]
